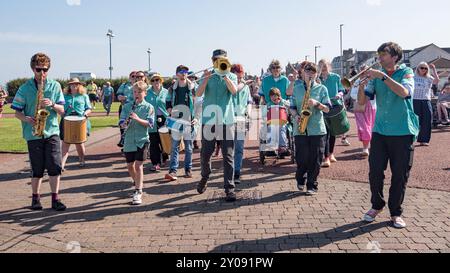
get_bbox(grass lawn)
[0,116,118,153]
[1,102,121,115]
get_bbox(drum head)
[64,116,86,121]
[158,127,170,134]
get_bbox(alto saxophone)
[298,77,313,134]
[33,77,50,137]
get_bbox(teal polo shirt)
[365,64,419,137]
[119,100,155,153]
[200,73,238,126]
[103,86,114,97]
[64,94,92,116]
[117,82,134,104]
[11,78,65,141]
[233,84,252,118]
[259,75,290,106]
[291,80,331,136]
[320,72,345,99]
[145,87,169,132]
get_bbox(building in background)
[69,72,97,81]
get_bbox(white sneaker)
[341,138,351,146]
[392,217,407,229]
[132,190,143,205]
[362,148,370,157]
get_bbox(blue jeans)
[103,95,112,113]
[169,131,193,173]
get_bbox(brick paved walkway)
[0,123,449,253]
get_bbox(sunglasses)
[178,70,189,75]
[304,68,317,73]
[271,66,281,70]
[35,67,49,73]
[419,67,429,71]
[135,75,145,78]
[151,79,161,83]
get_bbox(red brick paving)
[0,113,449,253]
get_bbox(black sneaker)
[52,200,67,211]
[197,178,208,194]
[234,174,241,185]
[31,199,43,211]
[225,192,237,202]
[297,184,305,192]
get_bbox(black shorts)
[89,94,98,102]
[27,135,62,178]
[124,143,149,163]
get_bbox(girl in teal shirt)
[61,78,92,170]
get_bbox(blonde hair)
[415,62,431,78]
[133,81,149,92]
[65,84,86,95]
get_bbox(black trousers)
[324,126,336,158]
[369,133,415,217]
[295,135,326,190]
[413,100,432,143]
[149,116,168,165]
[201,125,235,194]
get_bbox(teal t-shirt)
[233,84,252,118]
[103,86,114,97]
[365,64,419,137]
[200,73,238,126]
[259,75,290,106]
[64,94,92,116]
[320,72,345,100]
[291,80,331,136]
[11,78,65,141]
[117,82,134,104]
[119,100,155,153]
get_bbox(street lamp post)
[340,24,344,76]
[305,55,310,61]
[147,48,152,73]
[315,46,321,65]
[106,29,115,80]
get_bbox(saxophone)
[32,77,50,137]
[298,76,313,134]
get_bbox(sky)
[1,0,450,86]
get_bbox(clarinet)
[119,101,137,147]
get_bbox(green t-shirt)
[233,84,252,118]
[117,82,134,104]
[64,94,92,116]
[260,75,290,106]
[11,79,65,141]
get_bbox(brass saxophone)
[33,77,50,137]
[298,76,313,134]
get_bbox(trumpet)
[341,61,379,89]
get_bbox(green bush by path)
[0,116,118,153]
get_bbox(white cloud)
[0,32,103,46]
[66,0,81,6]
[366,0,382,6]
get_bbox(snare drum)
[64,116,87,144]
[166,117,191,133]
[267,105,288,126]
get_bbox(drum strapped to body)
[64,116,88,144]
